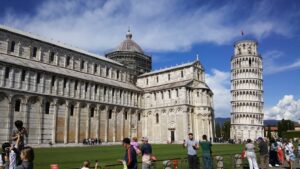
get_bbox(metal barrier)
[99,154,247,169]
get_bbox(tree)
[277,119,295,137]
[222,121,231,140]
[216,123,221,138]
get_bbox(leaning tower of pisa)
[230,40,264,142]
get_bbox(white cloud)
[206,69,231,117]
[263,50,300,74]
[265,95,300,120]
[0,0,296,54]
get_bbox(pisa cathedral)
[0,25,215,145]
[230,40,264,142]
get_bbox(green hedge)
[282,131,300,138]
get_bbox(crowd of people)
[0,120,34,169]
[82,138,102,145]
[244,137,300,169]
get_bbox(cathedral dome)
[114,29,144,54]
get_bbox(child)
[81,160,90,169]
[15,146,34,169]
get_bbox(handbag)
[241,150,246,159]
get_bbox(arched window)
[70,105,74,116]
[94,64,98,73]
[168,74,171,80]
[106,67,110,77]
[32,47,37,58]
[49,52,55,62]
[81,60,85,69]
[90,107,95,118]
[21,70,26,81]
[176,89,179,97]
[168,90,171,99]
[181,70,184,78]
[95,85,98,93]
[161,91,164,99]
[5,67,10,79]
[124,111,128,120]
[45,102,50,114]
[85,82,88,92]
[66,56,71,66]
[116,70,120,79]
[14,99,21,112]
[10,41,15,52]
[249,59,252,67]
[109,110,112,119]
[138,113,141,121]
[156,76,159,83]
[156,113,159,123]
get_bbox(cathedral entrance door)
[170,130,175,142]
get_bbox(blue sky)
[1,0,300,120]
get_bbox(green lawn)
[34,144,244,169]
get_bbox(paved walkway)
[271,161,300,169]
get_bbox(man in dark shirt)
[257,137,269,169]
[141,137,152,169]
[122,138,137,169]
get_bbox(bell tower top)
[234,40,258,56]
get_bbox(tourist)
[141,137,152,169]
[276,139,284,165]
[120,138,137,169]
[284,139,295,169]
[11,120,28,151]
[269,138,279,167]
[199,135,212,169]
[298,139,300,165]
[15,146,34,169]
[131,137,141,155]
[183,133,199,169]
[257,137,269,169]
[0,142,19,169]
[244,139,259,169]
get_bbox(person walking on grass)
[284,139,295,169]
[269,138,280,167]
[141,137,152,169]
[183,133,199,169]
[257,137,269,169]
[199,135,212,169]
[245,139,259,169]
[119,138,137,169]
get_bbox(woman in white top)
[284,140,295,169]
[245,139,259,169]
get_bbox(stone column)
[22,97,30,144]
[6,96,13,142]
[95,105,100,139]
[64,101,69,144]
[51,99,58,144]
[104,106,108,142]
[75,102,81,144]
[85,103,91,139]
[112,107,117,142]
[128,109,132,138]
[120,108,125,140]
[38,98,44,144]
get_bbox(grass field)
[34,144,245,169]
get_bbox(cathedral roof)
[0,25,122,66]
[139,61,201,77]
[142,79,211,92]
[113,29,144,54]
